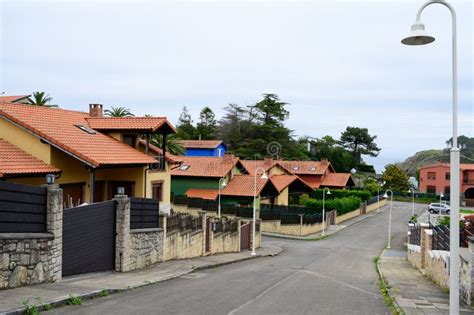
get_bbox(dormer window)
[179,164,190,171]
[123,134,137,148]
[310,167,316,171]
[293,166,299,171]
[75,125,96,134]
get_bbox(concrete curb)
[376,250,405,315]
[2,247,283,315]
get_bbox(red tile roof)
[221,175,275,197]
[420,163,474,171]
[321,173,354,188]
[298,175,322,189]
[0,95,30,103]
[87,117,176,133]
[280,160,334,175]
[270,174,313,193]
[0,103,157,167]
[461,164,474,171]
[170,156,238,177]
[185,188,219,200]
[0,139,61,178]
[239,159,279,175]
[179,140,224,149]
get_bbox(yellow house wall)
[275,187,289,206]
[269,165,287,176]
[0,118,51,164]
[147,169,171,203]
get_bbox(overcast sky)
[1,0,472,171]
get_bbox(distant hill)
[397,136,474,177]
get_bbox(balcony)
[463,180,474,186]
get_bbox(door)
[62,200,116,277]
[61,183,85,208]
[240,223,251,251]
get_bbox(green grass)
[460,208,474,214]
[392,196,435,204]
[66,294,83,306]
[374,256,404,315]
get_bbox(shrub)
[311,189,371,202]
[303,196,361,215]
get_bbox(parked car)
[428,203,451,214]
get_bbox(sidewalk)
[379,249,474,314]
[262,207,384,240]
[0,245,282,315]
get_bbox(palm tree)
[28,92,56,107]
[104,106,134,117]
[150,134,185,155]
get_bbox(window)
[293,166,299,171]
[445,172,450,180]
[464,172,469,183]
[427,172,436,180]
[445,186,450,195]
[75,125,96,134]
[152,182,163,201]
[427,185,436,194]
[179,164,190,171]
[309,167,316,171]
[123,134,137,147]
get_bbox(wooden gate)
[326,210,336,226]
[240,222,251,251]
[205,218,211,253]
[62,200,116,277]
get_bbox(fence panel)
[130,197,159,229]
[433,225,450,251]
[0,181,47,233]
[167,212,202,233]
[409,224,421,245]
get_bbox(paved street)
[53,202,425,315]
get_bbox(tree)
[363,177,381,196]
[381,164,410,192]
[176,106,196,139]
[305,135,356,172]
[196,106,217,139]
[150,134,185,155]
[339,127,381,164]
[104,106,134,117]
[28,92,56,107]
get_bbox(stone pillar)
[198,211,207,256]
[46,184,63,281]
[161,214,168,261]
[465,236,474,305]
[422,229,433,270]
[115,195,131,272]
[237,218,242,252]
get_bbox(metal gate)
[205,218,211,253]
[240,223,251,251]
[62,200,116,277]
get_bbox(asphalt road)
[54,201,427,315]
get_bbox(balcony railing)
[463,180,474,185]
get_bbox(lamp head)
[326,189,331,195]
[350,168,357,174]
[261,172,268,179]
[401,23,435,46]
[383,192,389,199]
[221,181,227,187]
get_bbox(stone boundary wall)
[335,209,361,225]
[425,250,449,289]
[163,229,204,261]
[367,199,387,213]
[407,244,422,270]
[211,231,240,254]
[460,245,473,306]
[0,185,62,289]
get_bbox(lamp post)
[440,192,444,206]
[252,167,268,256]
[383,190,393,249]
[322,188,331,236]
[218,178,227,218]
[409,188,415,216]
[377,181,386,213]
[401,1,459,312]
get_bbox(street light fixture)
[402,1,460,312]
[252,167,268,256]
[408,188,415,216]
[218,178,227,218]
[377,181,386,213]
[322,188,331,236]
[383,190,393,249]
[440,192,444,206]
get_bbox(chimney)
[89,104,103,117]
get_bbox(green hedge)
[303,196,361,215]
[311,189,371,202]
[356,164,375,173]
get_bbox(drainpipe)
[89,168,95,204]
[162,133,167,171]
[144,166,149,198]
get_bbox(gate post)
[46,184,63,282]
[115,195,131,272]
[198,211,207,256]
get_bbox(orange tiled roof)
[280,160,334,175]
[0,103,157,167]
[171,156,238,177]
[321,173,353,188]
[87,117,176,133]
[0,95,30,103]
[179,140,223,149]
[298,175,322,189]
[239,159,278,175]
[185,188,219,200]
[461,164,474,171]
[420,163,474,171]
[0,139,61,177]
[270,174,313,193]
[221,174,274,197]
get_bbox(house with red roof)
[178,140,227,157]
[0,101,175,208]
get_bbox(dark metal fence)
[211,218,238,234]
[432,225,451,251]
[280,213,323,225]
[167,212,202,233]
[461,227,474,248]
[409,224,421,245]
[0,181,47,233]
[130,197,159,229]
[367,194,385,206]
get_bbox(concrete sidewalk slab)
[0,245,282,315]
[379,249,474,314]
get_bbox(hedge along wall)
[303,196,361,216]
[311,189,371,202]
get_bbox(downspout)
[162,133,167,171]
[144,166,149,198]
[89,168,95,203]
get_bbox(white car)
[428,203,451,214]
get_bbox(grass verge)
[374,255,404,315]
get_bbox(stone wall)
[164,229,204,261]
[211,230,240,254]
[407,244,422,270]
[425,250,450,289]
[0,184,62,289]
[278,222,324,236]
[460,239,474,306]
[335,209,361,225]
[261,220,281,233]
[367,199,387,212]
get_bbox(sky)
[0,0,472,172]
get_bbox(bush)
[357,164,375,173]
[303,196,361,215]
[311,189,371,202]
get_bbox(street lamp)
[218,178,227,218]
[322,188,331,236]
[252,167,268,256]
[402,1,460,312]
[409,188,415,216]
[377,181,386,213]
[383,190,393,249]
[440,192,444,206]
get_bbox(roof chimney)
[89,104,103,117]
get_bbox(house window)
[427,186,436,194]
[152,181,163,201]
[445,186,450,195]
[445,172,450,180]
[427,172,436,180]
[464,172,469,183]
[123,134,137,148]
